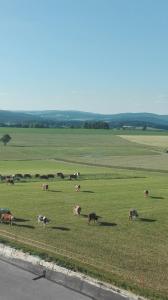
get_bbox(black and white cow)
[37,215,50,226]
[129,209,139,220]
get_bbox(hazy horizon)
[0,109,167,116]
[0,0,168,114]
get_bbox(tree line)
[0,120,167,130]
[0,121,110,129]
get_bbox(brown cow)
[1,213,14,225]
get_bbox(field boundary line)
[52,158,168,173]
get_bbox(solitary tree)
[0,134,12,146]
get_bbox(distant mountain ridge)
[0,110,168,129]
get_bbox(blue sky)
[0,0,168,114]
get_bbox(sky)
[0,0,168,114]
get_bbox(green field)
[0,128,168,300]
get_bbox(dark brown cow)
[129,209,139,220]
[144,190,149,197]
[88,213,99,224]
[57,172,64,179]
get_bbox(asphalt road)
[0,258,131,300]
[0,259,91,300]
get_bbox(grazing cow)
[40,175,49,179]
[6,178,14,185]
[35,174,40,178]
[69,174,77,180]
[144,190,149,197]
[57,172,64,179]
[47,174,55,179]
[42,184,49,191]
[75,184,80,192]
[1,213,14,225]
[37,215,50,226]
[73,205,81,215]
[129,209,139,220]
[14,173,23,179]
[74,172,80,177]
[88,212,99,224]
[23,174,32,179]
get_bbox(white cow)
[73,205,81,216]
[75,184,80,192]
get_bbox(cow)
[47,174,55,179]
[15,173,23,178]
[73,205,81,216]
[57,172,64,179]
[129,209,139,220]
[1,213,14,225]
[42,184,49,191]
[144,190,149,197]
[35,174,40,178]
[6,178,14,185]
[74,172,80,177]
[37,215,50,226]
[23,174,32,179]
[69,174,77,180]
[40,175,49,179]
[75,184,80,192]
[88,212,99,224]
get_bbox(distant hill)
[0,110,37,123]
[0,110,168,129]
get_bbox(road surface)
[0,258,131,300]
[0,259,91,300]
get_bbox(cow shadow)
[14,218,30,222]
[99,222,117,227]
[82,191,94,193]
[11,145,29,148]
[51,226,70,231]
[81,214,102,219]
[14,224,35,229]
[150,196,164,199]
[139,218,156,222]
[80,214,88,218]
[49,190,62,193]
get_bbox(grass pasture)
[0,128,168,299]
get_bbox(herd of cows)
[0,171,151,228]
[0,172,80,183]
